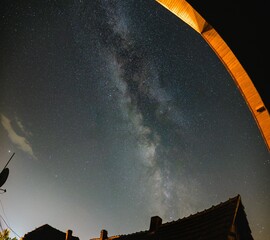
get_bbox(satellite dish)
[0,152,15,191]
[0,168,9,188]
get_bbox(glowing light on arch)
[156,0,270,152]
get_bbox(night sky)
[0,1,269,240]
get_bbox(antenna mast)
[4,152,15,169]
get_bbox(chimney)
[65,230,73,240]
[149,216,162,233]
[100,229,108,240]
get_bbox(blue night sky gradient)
[0,1,269,240]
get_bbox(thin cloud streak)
[1,114,36,159]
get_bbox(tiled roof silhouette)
[21,195,253,240]
[21,224,80,240]
[115,195,253,240]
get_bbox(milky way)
[93,1,204,219]
[0,1,269,240]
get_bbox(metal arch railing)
[156,0,270,152]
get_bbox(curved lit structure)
[156,0,270,152]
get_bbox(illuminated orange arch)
[156,0,270,152]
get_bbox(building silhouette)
[21,195,253,240]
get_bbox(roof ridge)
[160,194,240,227]
[117,195,241,238]
[27,224,54,232]
[232,194,241,225]
[22,223,66,237]
[118,229,148,237]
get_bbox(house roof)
[21,224,80,240]
[116,195,253,240]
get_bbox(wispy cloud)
[15,117,33,137]
[1,114,36,159]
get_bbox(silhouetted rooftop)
[115,195,253,240]
[22,224,80,240]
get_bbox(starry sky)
[0,1,269,240]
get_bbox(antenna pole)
[4,152,15,169]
